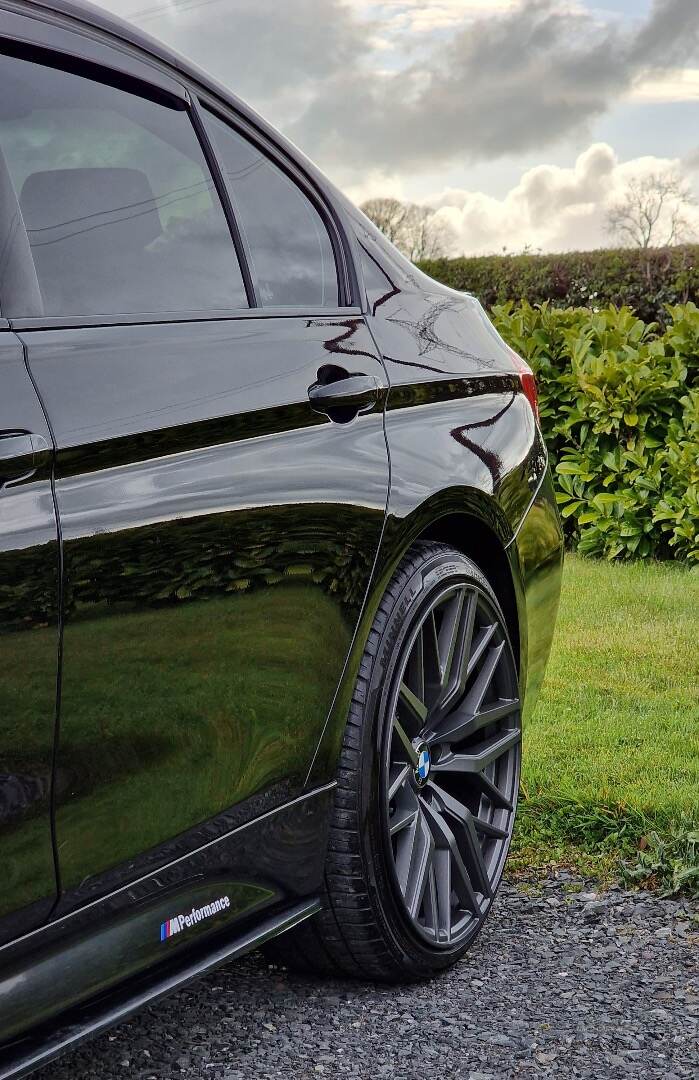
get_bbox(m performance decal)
[160,895,231,941]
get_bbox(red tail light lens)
[519,370,539,421]
[508,349,539,422]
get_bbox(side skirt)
[0,898,320,1080]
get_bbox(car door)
[0,43,389,915]
[0,142,59,942]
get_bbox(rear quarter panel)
[307,208,563,784]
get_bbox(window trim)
[195,90,356,311]
[9,307,363,333]
[188,94,257,309]
[0,32,187,110]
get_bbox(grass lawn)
[512,554,699,893]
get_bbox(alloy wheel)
[381,581,521,946]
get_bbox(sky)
[94,0,699,255]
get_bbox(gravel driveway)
[37,875,698,1080]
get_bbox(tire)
[266,541,521,981]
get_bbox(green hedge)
[420,246,699,325]
[490,301,699,564]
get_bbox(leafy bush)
[490,301,699,563]
[420,245,699,325]
[621,818,699,898]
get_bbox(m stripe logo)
[160,895,231,942]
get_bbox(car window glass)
[0,53,247,317]
[203,110,339,308]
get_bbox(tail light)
[508,348,539,422]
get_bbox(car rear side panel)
[307,208,563,785]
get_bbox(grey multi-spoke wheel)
[267,542,521,980]
[383,575,520,948]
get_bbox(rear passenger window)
[203,110,339,308]
[0,53,247,317]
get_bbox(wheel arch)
[305,492,527,790]
[418,512,521,676]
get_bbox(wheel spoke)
[433,590,477,720]
[390,801,419,836]
[395,803,432,904]
[436,587,465,688]
[423,863,440,939]
[428,695,519,747]
[425,639,506,743]
[422,610,442,703]
[434,847,453,942]
[466,622,498,678]
[405,812,434,918]
[428,781,493,898]
[472,816,509,840]
[388,762,412,801]
[395,811,420,895]
[471,771,514,812]
[398,681,427,735]
[393,716,419,767]
[464,640,506,716]
[405,626,425,703]
[431,728,521,775]
[421,797,480,914]
[390,785,419,841]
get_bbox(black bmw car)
[0,1,563,1075]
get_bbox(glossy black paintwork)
[0,0,564,1066]
[510,469,564,724]
[0,338,58,946]
[307,217,556,787]
[0,900,321,1080]
[19,315,388,911]
[351,206,549,529]
[0,784,333,1044]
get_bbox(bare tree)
[606,171,696,249]
[360,197,411,247]
[401,204,456,261]
[360,197,455,260]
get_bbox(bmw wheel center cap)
[415,744,431,786]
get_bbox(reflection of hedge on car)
[0,505,374,631]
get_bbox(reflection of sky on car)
[0,53,340,316]
[205,111,337,307]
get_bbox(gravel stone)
[34,876,698,1080]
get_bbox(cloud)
[289,0,699,180]
[426,142,699,254]
[627,67,699,102]
[354,0,518,35]
[627,0,699,69]
[99,0,699,189]
[98,0,369,124]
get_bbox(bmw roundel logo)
[416,746,431,784]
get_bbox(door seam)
[302,314,393,788]
[17,333,64,910]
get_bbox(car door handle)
[0,431,50,483]
[308,372,381,415]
